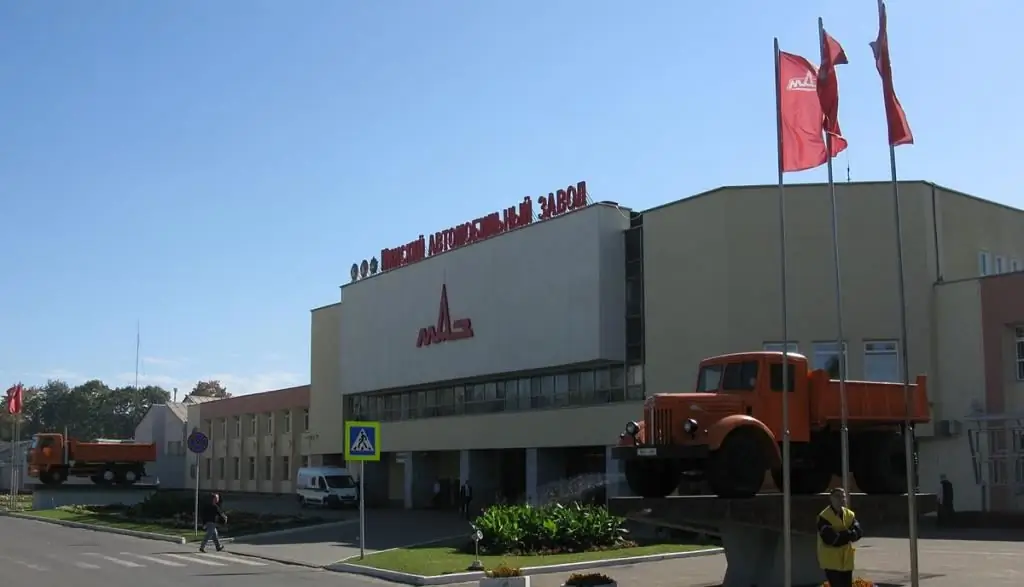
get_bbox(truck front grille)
[646,408,673,445]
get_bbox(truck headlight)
[683,418,699,434]
[625,421,640,436]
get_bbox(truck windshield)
[696,365,723,392]
[324,475,356,489]
[30,436,39,449]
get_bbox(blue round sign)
[187,431,209,454]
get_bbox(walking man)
[816,487,862,587]
[199,493,227,553]
[459,480,473,519]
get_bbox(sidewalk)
[226,509,475,566]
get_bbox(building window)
[283,411,291,433]
[232,457,240,480]
[217,457,225,480]
[220,419,227,438]
[1011,258,1021,273]
[301,455,309,468]
[303,409,309,431]
[248,457,256,480]
[190,464,197,480]
[812,342,848,378]
[166,441,183,456]
[979,251,992,276]
[250,415,257,435]
[282,456,290,480]
[264,456,273,481]
[233,416,240,436]
[204,458,211,480]
[763,342,799,353]
[1016,327,1024,381]
[202,419,212,437]
[265,413,273,434]
[995,255,1006,274]
[864,341,900,383]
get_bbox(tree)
[189,380,230,399]
[0,379,170,442]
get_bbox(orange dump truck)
[612,351,930,499]
[28,433,157,485]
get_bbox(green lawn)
[24,509,325,542]
[351,542,708,576]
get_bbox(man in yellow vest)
[816,487,863,587]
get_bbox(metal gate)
[966,414,1024,510]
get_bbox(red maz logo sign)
[416,284,474,348]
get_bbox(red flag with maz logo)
[6,383,23,415]
[817,23,849,155]
[870,0,913,146]
[777,50,829,172]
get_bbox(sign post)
[187,430,209,537]
[344,421,381,560]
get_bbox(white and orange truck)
[28,432,157,485]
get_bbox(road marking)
[83,553,144,568]
[121,553,186,567]
[200,553,267,566]
[164,553,226,566]
[74,561,102,569]
[0,554,49,571]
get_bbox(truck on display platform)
[612,351,930,499]
[27,432,157,486]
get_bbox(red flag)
[870,0,913,146]
[817,22,849,156]
[777,50,829,172]
[6,383,23,415]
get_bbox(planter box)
[480,577,531,587]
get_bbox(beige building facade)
[185,386,311,495]
[307,180,1024,511]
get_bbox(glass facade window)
[343,364,642,422]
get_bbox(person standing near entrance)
[816,488,862,587]
[459,481,473,519]
[199,493,227,553]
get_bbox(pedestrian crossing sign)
[344,420,381,461]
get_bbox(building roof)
[182,395,220,404]
[166,402,188,422]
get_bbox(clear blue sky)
[1,1,1020,396]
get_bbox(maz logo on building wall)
[416,284,475,348]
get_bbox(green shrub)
[472,502,627,555]
[564,572,615,586]
[485,564,522,577]
[132,491,194,519]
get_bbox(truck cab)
[612,351,928,499]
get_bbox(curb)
[2,512,187,544]
[326,547,725,585]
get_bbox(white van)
[296,466,359,508]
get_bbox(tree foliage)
[0,380,170,442]
[189,379,230,399]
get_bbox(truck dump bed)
[72,441,157,463]
[810,371,929,425]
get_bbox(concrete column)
[525,448,538,506]
[459,449,471,484]
[605,445,622,501]
[403,453,414,509]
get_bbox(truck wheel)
[708,428,769,498]
[116,469,139,485]
[852,432,907,495]
[771,461,832,495]
[623,459,680,498]
[93,468,117,485]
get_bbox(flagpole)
[773,37,793,587]
[888,144,920,587]
[819,18,851,499]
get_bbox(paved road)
[0,515,391,587]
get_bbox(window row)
[345,365,645,422]
[1016,326,1024,382]
[763,340,901,382]
[197,455,293,482]
[978,250,1022,277]
[201,409,310,441]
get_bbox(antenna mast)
[135,320,141,391]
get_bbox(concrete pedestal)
[720,523,823,587]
